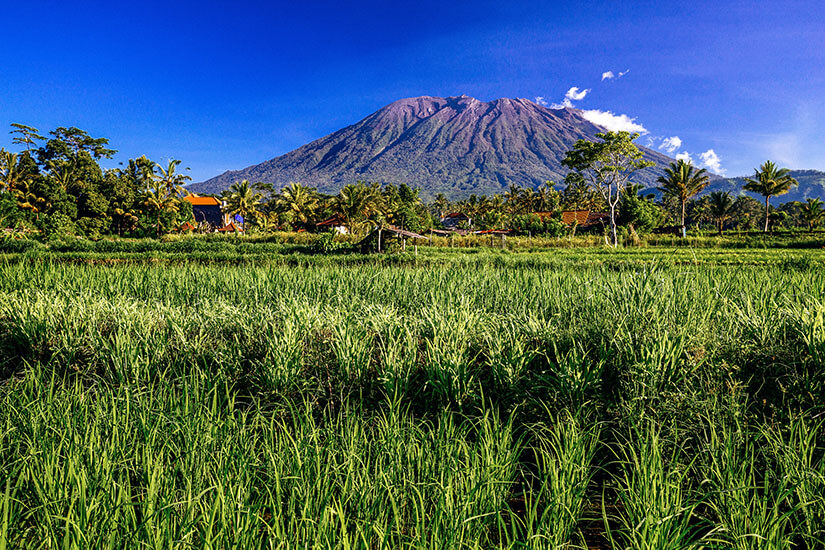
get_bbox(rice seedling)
[605,422,709,550]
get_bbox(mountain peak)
[190,95,674,199]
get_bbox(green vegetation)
[0,249,823,547]
[3,125,823,243]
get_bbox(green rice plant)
[546,343,604,412]
[701,420,797,549]
[507,411,599,549]
[331,320,375,382]
[421,306,482,407]
[375,322,419,398]
[483,321,538,389]
[605,422,709,550]
[763,417,825,548]
[258,318,305,391]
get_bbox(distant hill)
[189,95,676,200]
[704,170,825,203]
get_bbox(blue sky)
[2,0,824,181]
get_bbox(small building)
[560,210,608,228]
[316,215,348,234]
[217,221,244,233]
[441,212,472,229]
[182,195,227,228]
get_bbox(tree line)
[2,124,823,242]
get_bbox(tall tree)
[433,193,449,219]
[331,182,381,233]
[743,161,798,232]
[276,182,319,228]
[222,180,264,230]
[656,159,710,230]
[706,191,735,235]
[562,131,654,246]
[800,198,825,233]
[10,123,45,153]
[0,150,25,193]
[143,187,180,237]
[153,159,191,197]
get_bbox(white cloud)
[602,69,629,81]
[659,136,682,154]
[566,87,589,101]
[581,109,648,134]
[698,149,724,174]
[549,86,591,109]
[675,151,693,163]
[534,96,548,106]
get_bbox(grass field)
[1,247,824,548]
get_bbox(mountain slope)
[190,95,676,199]
[705,169,825,203]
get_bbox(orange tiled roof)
[183,195,222,206]
[217,222,243,232]
[317,215,345,226]
[561,210,591,225]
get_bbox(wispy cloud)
[602,69,629,81]
[675,151,692,163]
[550,86,591,108]
[659,136,682,154]
[698,149,724,174]
[581,110,648,134]
[534,96,548,106]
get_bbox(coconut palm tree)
[433,193,449,219]
[153,159,192,197]
[332,182,381,234]
[706,191,735,235]
[743,161,798,232]
[222,180,264,230]
[800,198,825,233]
[0,150,24,193]
[143,187,180,237]
[657,159,710,230]
[275,182,319,228]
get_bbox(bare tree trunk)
[764,196,770,232]
[609,203,618,247]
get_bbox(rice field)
[0,253,823,548]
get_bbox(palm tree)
[657,159,710,230]
[800,198,825,233]
[275,182,319,228]
[743,161,798,232]
[433,193,449,219]
[0,150,24,193]
[222,180,264,230]
[504,185,523,215]
[332,182,381,234]
[153,159,192,197]
[143,188,180,237]
[706,191,735,235]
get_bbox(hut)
[182,195,227,228]
[216,221,244,233]
[440,212,472,229]
[358,225,428,253]
[316,215,348,234]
